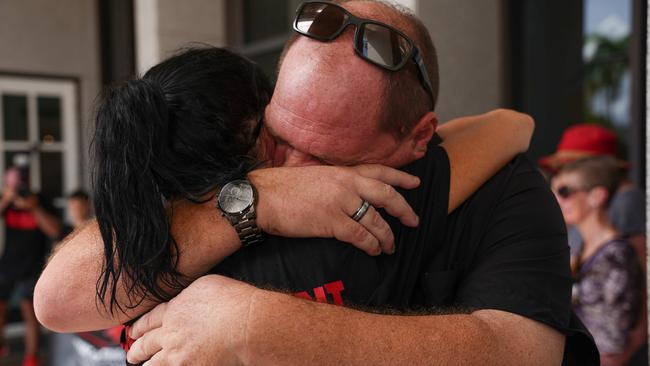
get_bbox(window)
[583,0,633,156]
[228,0,302,80]
[0,76,80,219]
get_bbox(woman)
[35,46,535,331]
[552,156,643,365]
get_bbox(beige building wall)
[0,0,101,187]
[416,0,507,122]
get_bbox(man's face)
[263,2,416,168]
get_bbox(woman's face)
[551,171,592,225]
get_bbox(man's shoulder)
[455,153,545,215]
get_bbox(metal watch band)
[233,210,264,247]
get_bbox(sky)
[584,0,631,37]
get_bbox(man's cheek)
[273,144,288,167]
[255,129,277,163]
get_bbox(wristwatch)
[216,179,264,247]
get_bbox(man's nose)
[282,147,322,167]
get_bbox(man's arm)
[127,275,565,366]
[439,109,534,213]
[34,165,420,332]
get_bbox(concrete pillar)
[134,0,228,75]
[414,0,507,122]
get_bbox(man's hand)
[251,164,421,256]
[128,275,566,366]
[127,275,254,366]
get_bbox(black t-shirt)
[414,153,598,365]
[216,144,450,308]
[0,195,54,279]
[214,144,599,364]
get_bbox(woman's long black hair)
[92,46,272,313]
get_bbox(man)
[36,1,598,364]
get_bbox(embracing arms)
[126,275,564,366]
[34,165,419,332]
[34,109,534,333]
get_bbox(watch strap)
[232,209,264,247]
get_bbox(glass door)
[0,75,80,252]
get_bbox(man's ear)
[406,112,438,160]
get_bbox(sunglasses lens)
[358,23,411,68]
[557,186,572,199]
[296,3,347,38]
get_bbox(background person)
[65,190,92,231]
[0,166,61,366]
[551,156,643,366]
[541,124,647,365]
[539,124,645,264]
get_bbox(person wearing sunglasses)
[38,1,597,365]
[36,44,536,359]
[128,1,593,364]
[551,156,643,365]
[118,1,594,365]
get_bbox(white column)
[393,0,417,13]
[133,0,227,75]
[134,0,160,75]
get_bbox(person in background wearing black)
[0,167,61,366]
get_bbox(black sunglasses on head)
[293,1,435,110]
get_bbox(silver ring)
[351,200,371,221]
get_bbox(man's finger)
[130,302,168,339]
[354,178,419,227]
[351,165,420,189]
[332,215,381,256]
[356,205,395,254]
[142,351,166,366]
[127,327,164,365]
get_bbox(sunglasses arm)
[413,50,435,110]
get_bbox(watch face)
[218,180,254,214]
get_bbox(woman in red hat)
[551,156,644,366]
[542,124,647,365]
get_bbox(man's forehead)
[264,99,368,159]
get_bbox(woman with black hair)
[35,46,535,332]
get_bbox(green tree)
[584,34,630,120]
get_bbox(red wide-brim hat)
[538,123,629,173]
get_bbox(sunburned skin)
[264,99,403,167]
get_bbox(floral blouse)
[572,239,643,354]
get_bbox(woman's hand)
[249,165,420,256]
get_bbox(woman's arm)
[34,165,419,332]
[439,109,535,213]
